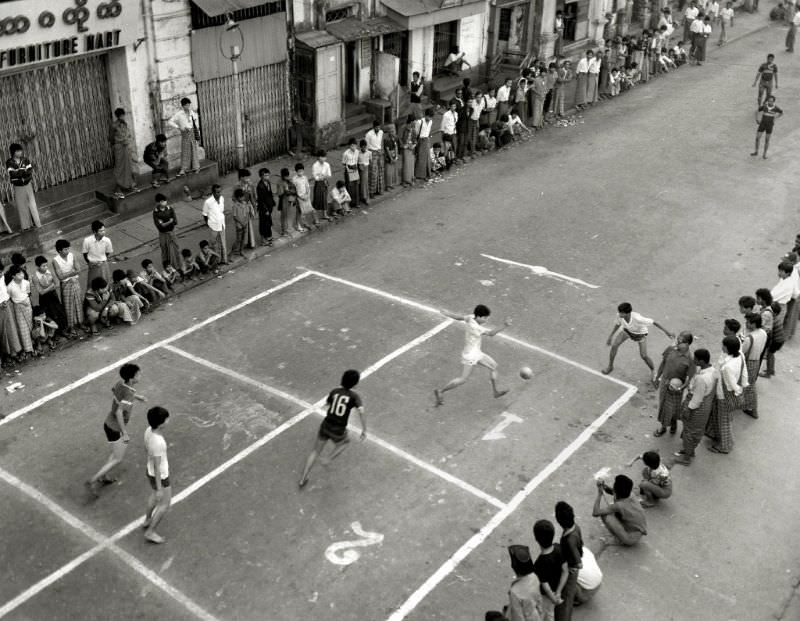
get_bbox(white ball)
[520,366,534,380]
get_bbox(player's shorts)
[623,328,648,342]
[461,350,498,369]
[103,423,122,442]
[147,474,171,490]
[318,419,348,444]
[757,119,774,134]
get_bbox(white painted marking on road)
[384,384,638,621]
[302,269,634,391]
[165,335,507,510]
[481,412,523,441]
[324,522,384,566]
[480,253,601,289]
[0,271,314,428]
[0,321,472,617]
[0,469,220,621]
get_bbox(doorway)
[345,41,357,103]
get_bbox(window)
[499,8,512,41]
[562,1,578,42]
[325,6,353,23]
[190,1,285,30]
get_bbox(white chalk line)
[301,269,635,391]
[480,253,601,289]
[0,320,457,618]
[0,271,314,428]
[164,335,507,510]
[0,469,220,621]
[385,384,638,620]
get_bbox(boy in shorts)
[751,95,782,159]
[434,304,511,406]
[144,406,171,544]
[299,370,367,488]
[86,364,147,498]
[602,302,674,382]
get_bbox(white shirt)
[576,57,589,73]
[82,235,113,263]
[793,11,800,25]
[716,354,748,398]
[365,128,383,151]
[0,278,8,304]
[168,108,199,132]
[418,118,433,139]
[483,94,497,110]
[577,547,603,590]
[52,252,78,282]
[202,196,226,232]
[771,275,795,304]
[690,19,706,33]
[588,58,601,74]
[742,328,767,361]
[469,99,484,121]
[7,279,29,303]
[685,6,699,19]
[721,7,734,21]
[702,22,712,34]
[440,110,458,135]
[311,160,332,182]
[686,365,717,408]
[463,315,488,357]
[496,84,511,102]
[708,1,720,16]
[145,427,169,478]
[331,186,351,205]
[617,311,654,335]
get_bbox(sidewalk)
[24,4,777,304]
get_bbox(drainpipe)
[141,0,163,134]
[286,0,299,154]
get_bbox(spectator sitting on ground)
[180,248,201,280]
[575,546,603,606]
[430,143,447,175]
[493,115,513,149]
[197,240,220,274]
[127,268,165,306]
[508,111,532,138]
[141,259,172,294]
[625,62,641,87]
[770,1,786,20]
[592,474,647,546]
[658,48,676,71]
[330,180,352,216]
[442,45,471,75]
[477,125,494,152]
[162,260,181,286]
[629,450,673,507]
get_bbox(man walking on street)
[202,184,228,265]
[752,54,778,107]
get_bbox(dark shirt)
[660,346,694,383]
[409,80,423,103]
[153,205,178,233]
[533,544,564,594]
[6,157,33,186]
[143,141,166,166]
[256,179,276,214]
[453,97,467,130]
[324,387,363,430]
[758,62,777,83]
[560,526,583,569]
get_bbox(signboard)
[0,0,139,72]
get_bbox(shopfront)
[0,0,137,205]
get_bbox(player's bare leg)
[637,340,657,385]
[434,364,473,405]
[321,437,351,465]
[762,134,771,159]
[299,437,328,488]
[602,331,628,375]
[478,358,507,398]
[751,131,762,156]
[144,486,171,544]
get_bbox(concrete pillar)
[539,32,558,59]
[538,0,558,57]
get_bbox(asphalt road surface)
[1,24,799,621]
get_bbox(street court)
[0,269,634,621]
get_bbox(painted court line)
[0,320,457,618]
[385,384,638,621]
[0,469,220,621]
[164,336,506,510]
[481,253,601,289]
[302,269,635,391]
[0,270,314,428]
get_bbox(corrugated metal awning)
[192,0,266,18]
[381,0,486,28]
[295,30,342,49]
[325,16,405,42]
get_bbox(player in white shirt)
[434,304,511,406]
[143,406,171,544]
[602,302,674,382]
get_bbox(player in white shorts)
[434,304,511,405]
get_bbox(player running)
[751,95,783,160]
[434,304,511,406]
[299,369,367,488]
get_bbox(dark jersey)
[324,388,362,430]
[758,62,777,84]
[758,103,782,131]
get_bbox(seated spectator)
[442,45,471,75]
[430,143,447,175]
[657,48,676,72]
[197,240,221,274]
[31,305,58,354]
[180,248,202,280]
[770,1,786,20]
[477,125,494,152]
[162,260,181,286]
[143,134,169,188]
[128,268,165,306]
[574,547,603,606]
[493,115,513,149]
[609,68,621,96]
[506,544,544,621]
[508,111,532,138]
[111,269,145,322]
[624,63,641,88]
[672,42,688,65]
[141,259,172,294]
[630,450,673,507]
[330,180,352,216]
[84,277,124,334]
[592,474,647,545]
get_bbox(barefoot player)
[434,304,511,406]
[751,95,783,160]
[602,302,674,382]
[299,369,366,488]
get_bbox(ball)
[668,378,683,391]
[519,366,534,380]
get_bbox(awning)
[381,0,487,29]
[192,0,266,18]
[325,16,405,42]
[295,30,342,49]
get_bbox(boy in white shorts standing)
[434,304,511,406]
[602,302,674,382]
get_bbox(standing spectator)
[256,168,275,244]
[440,100,459,168]
[659,7,676,38]
[143,406,172,544]
[293,162,317,230]
[592,474,647,546]
[554,501,582,621]
[152,194,182,271]
[532,520,567,621]
[276,167,296,235]
[7,266,34,359]
[692,15,711,65]
[654,331,695,437]
[506,544,544,621]
[757,287,784,377]
[365,121,385,197]
[52,240,83,338]
[168,97,201,176]
[741,313,767,418]
[357,140,371,205]
[466,92,482,156]
[674,349,717,465]
[311,151,332,220]
[684,0,699,41]
[454,87,468,160]
[531,72,549,129]
[514,78,529,124]
[408,72,424,119]
[483,87,498,126]
[143,134,169,188]
[235,169,258,248]
[31,256,67,336]
[400,115,417,187]
[6,143,41,230]
[718,2,734,43]
[82,220,113,286]
[552,61,573,116]
[202,185,228,264]
[108,108,137,199]
[383,125,399,189]
[787,7,800,50]
[587,50,601,103]
[415,109,434,181]
[783,252,800,339]
[598,49,611,98]
[0,197,10,233]
[232,188,253,256]
[542,65,558,115]
[341,139,360,204]
[0,259,22,364]
[497,78,513,119]
[575,53,590,109]
[554,11,565,56]
[707,336,748,454]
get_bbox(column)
[538,0,558,58]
